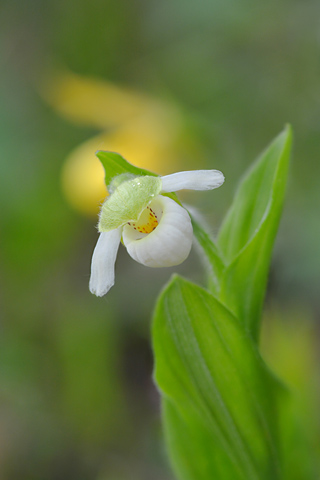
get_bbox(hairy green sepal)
[98,176,162,232]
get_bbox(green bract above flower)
[89,158,225,297]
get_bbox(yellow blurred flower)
[43,71,162,130]
[61,118,179,215]
[42,71,198,216]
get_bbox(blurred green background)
[0,0,319,478]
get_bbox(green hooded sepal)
[98,176,162,232]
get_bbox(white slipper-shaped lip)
[89,228,122,296]
[122,195,193,268]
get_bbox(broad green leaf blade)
[219,219,280,341]
[191,215,225,295]
[278,392,318,480]
[153,275,281,480]
[218,126,292,260]
[96,151,158,190]
[163,399,242,480]
[217,127,292,339]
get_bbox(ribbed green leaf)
[217,126,292,339]
[163,399,242,480]
[191,216,225,296]
[153,275,281,480]
[96,151,158,190]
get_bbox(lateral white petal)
[89,228,122,297]
[122,195,193,268]
[161,170,225,192]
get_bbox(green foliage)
[191,217,225,296]
[192,126,292,340]
[96,151,157,191]
[218,126,292,339]
[163,400,241,480]
[152,128,297,480]
[153,277,281,480]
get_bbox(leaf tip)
[169,273,188,289]
[281,123,293,147]
[95,149,119,159]
[95,149,104,159]
[154,273,185,307]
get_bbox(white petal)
[122,196,193,268]
[89,228,122,296]
[161,170,225,192]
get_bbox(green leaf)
[190,215,225,296]
[96,151,158,190]
[217,126,292,339]
[163,399,242,480]
[153,275,281,480]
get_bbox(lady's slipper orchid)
[89,169,224,296]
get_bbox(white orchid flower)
[89,169,224,296]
